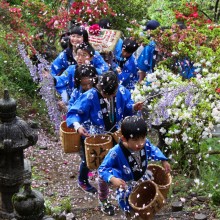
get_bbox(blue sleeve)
[66,90,93,127]
[54,65,74,95]
[145,139,168,161]
[118,55,138,88]
[123,86,135,116]
[91,51,109,74]
[68,88,81,108]
[112,38,123,71]
[50,51,69,77]
[137,42,155,72]
[98,148,118,183]
[113,38,123,61]
[116,86,134,119]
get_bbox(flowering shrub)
[132,63,220,172]
[69,0,115,25]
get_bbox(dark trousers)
[78,137,90,183]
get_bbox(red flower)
[89,24,101,36]
[190,12,198,18]
[216,88,220,93]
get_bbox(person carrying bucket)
[66,71,144,215]
[98,116,171,219]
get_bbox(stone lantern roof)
[0,89,38,151]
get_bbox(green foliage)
[147,0,177,27]
[0,37,38,97]
[45,197,72,215]
[108,0,149,35]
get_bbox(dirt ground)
[24,129,218,220]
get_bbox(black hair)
[97,71,118,95]
[59,32,70,50]
[98,18,111,29]
[68,26,89,47]
[121,116,147,140]
[122,38,139,54]
[76,42,95,57]
[74,64,98,89]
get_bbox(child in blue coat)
[66,71,143,200]
[50,26,109,77]
[68,64,98,107]
[54,42,100,110]
[137,20,160,82]
[112,39,139,91]
[98,116,171,217]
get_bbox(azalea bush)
[132,61,220,173]
[69,0,115,25]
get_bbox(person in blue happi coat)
[66,71,143,214]
[54,42,99,111]
[98,116,171,218]
[137,20,160,82]
[50,25,109,77]
[68,64,98,107]
[112,38,139,91]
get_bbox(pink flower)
[89,24,101,36]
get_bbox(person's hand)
[138,71,146,82]
[77,127,90,137]
[133,101,144,111]
[57,101,67,112]
[161,161,171,173]
[116,67,122,74]
[110,177,127,189]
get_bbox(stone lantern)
[0,89,38,219]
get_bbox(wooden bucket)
[85,134,113,170]
[111,130,122,143]
[147,164,172,198]
[128,180,165,220]
[60,121,81,153]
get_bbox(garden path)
[24,129,217,220]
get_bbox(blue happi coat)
[112,39,139,91]
[50,49,109,77]
[54,65,77,102]
[117,55,139,91]
[137,40,156,73]
[98,139,167,211]
[69,87,83,106]
[176,58,196,79]
[66,85,134,133]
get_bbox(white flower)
[205,61,212,66]
[196,74,202,79]
[142,85,149,91]
[164,137,174,145]
[194,68,201,73]
[202,68,209,73]
[194,178,200,185]
[174,129,181,134]
[171,51,178,55]
[147,73,157,82]
[159,127,166,134]
[182,132,188,143]
[132,88,140,96]
[134,94,145,102]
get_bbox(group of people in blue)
[49,19,172,219]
